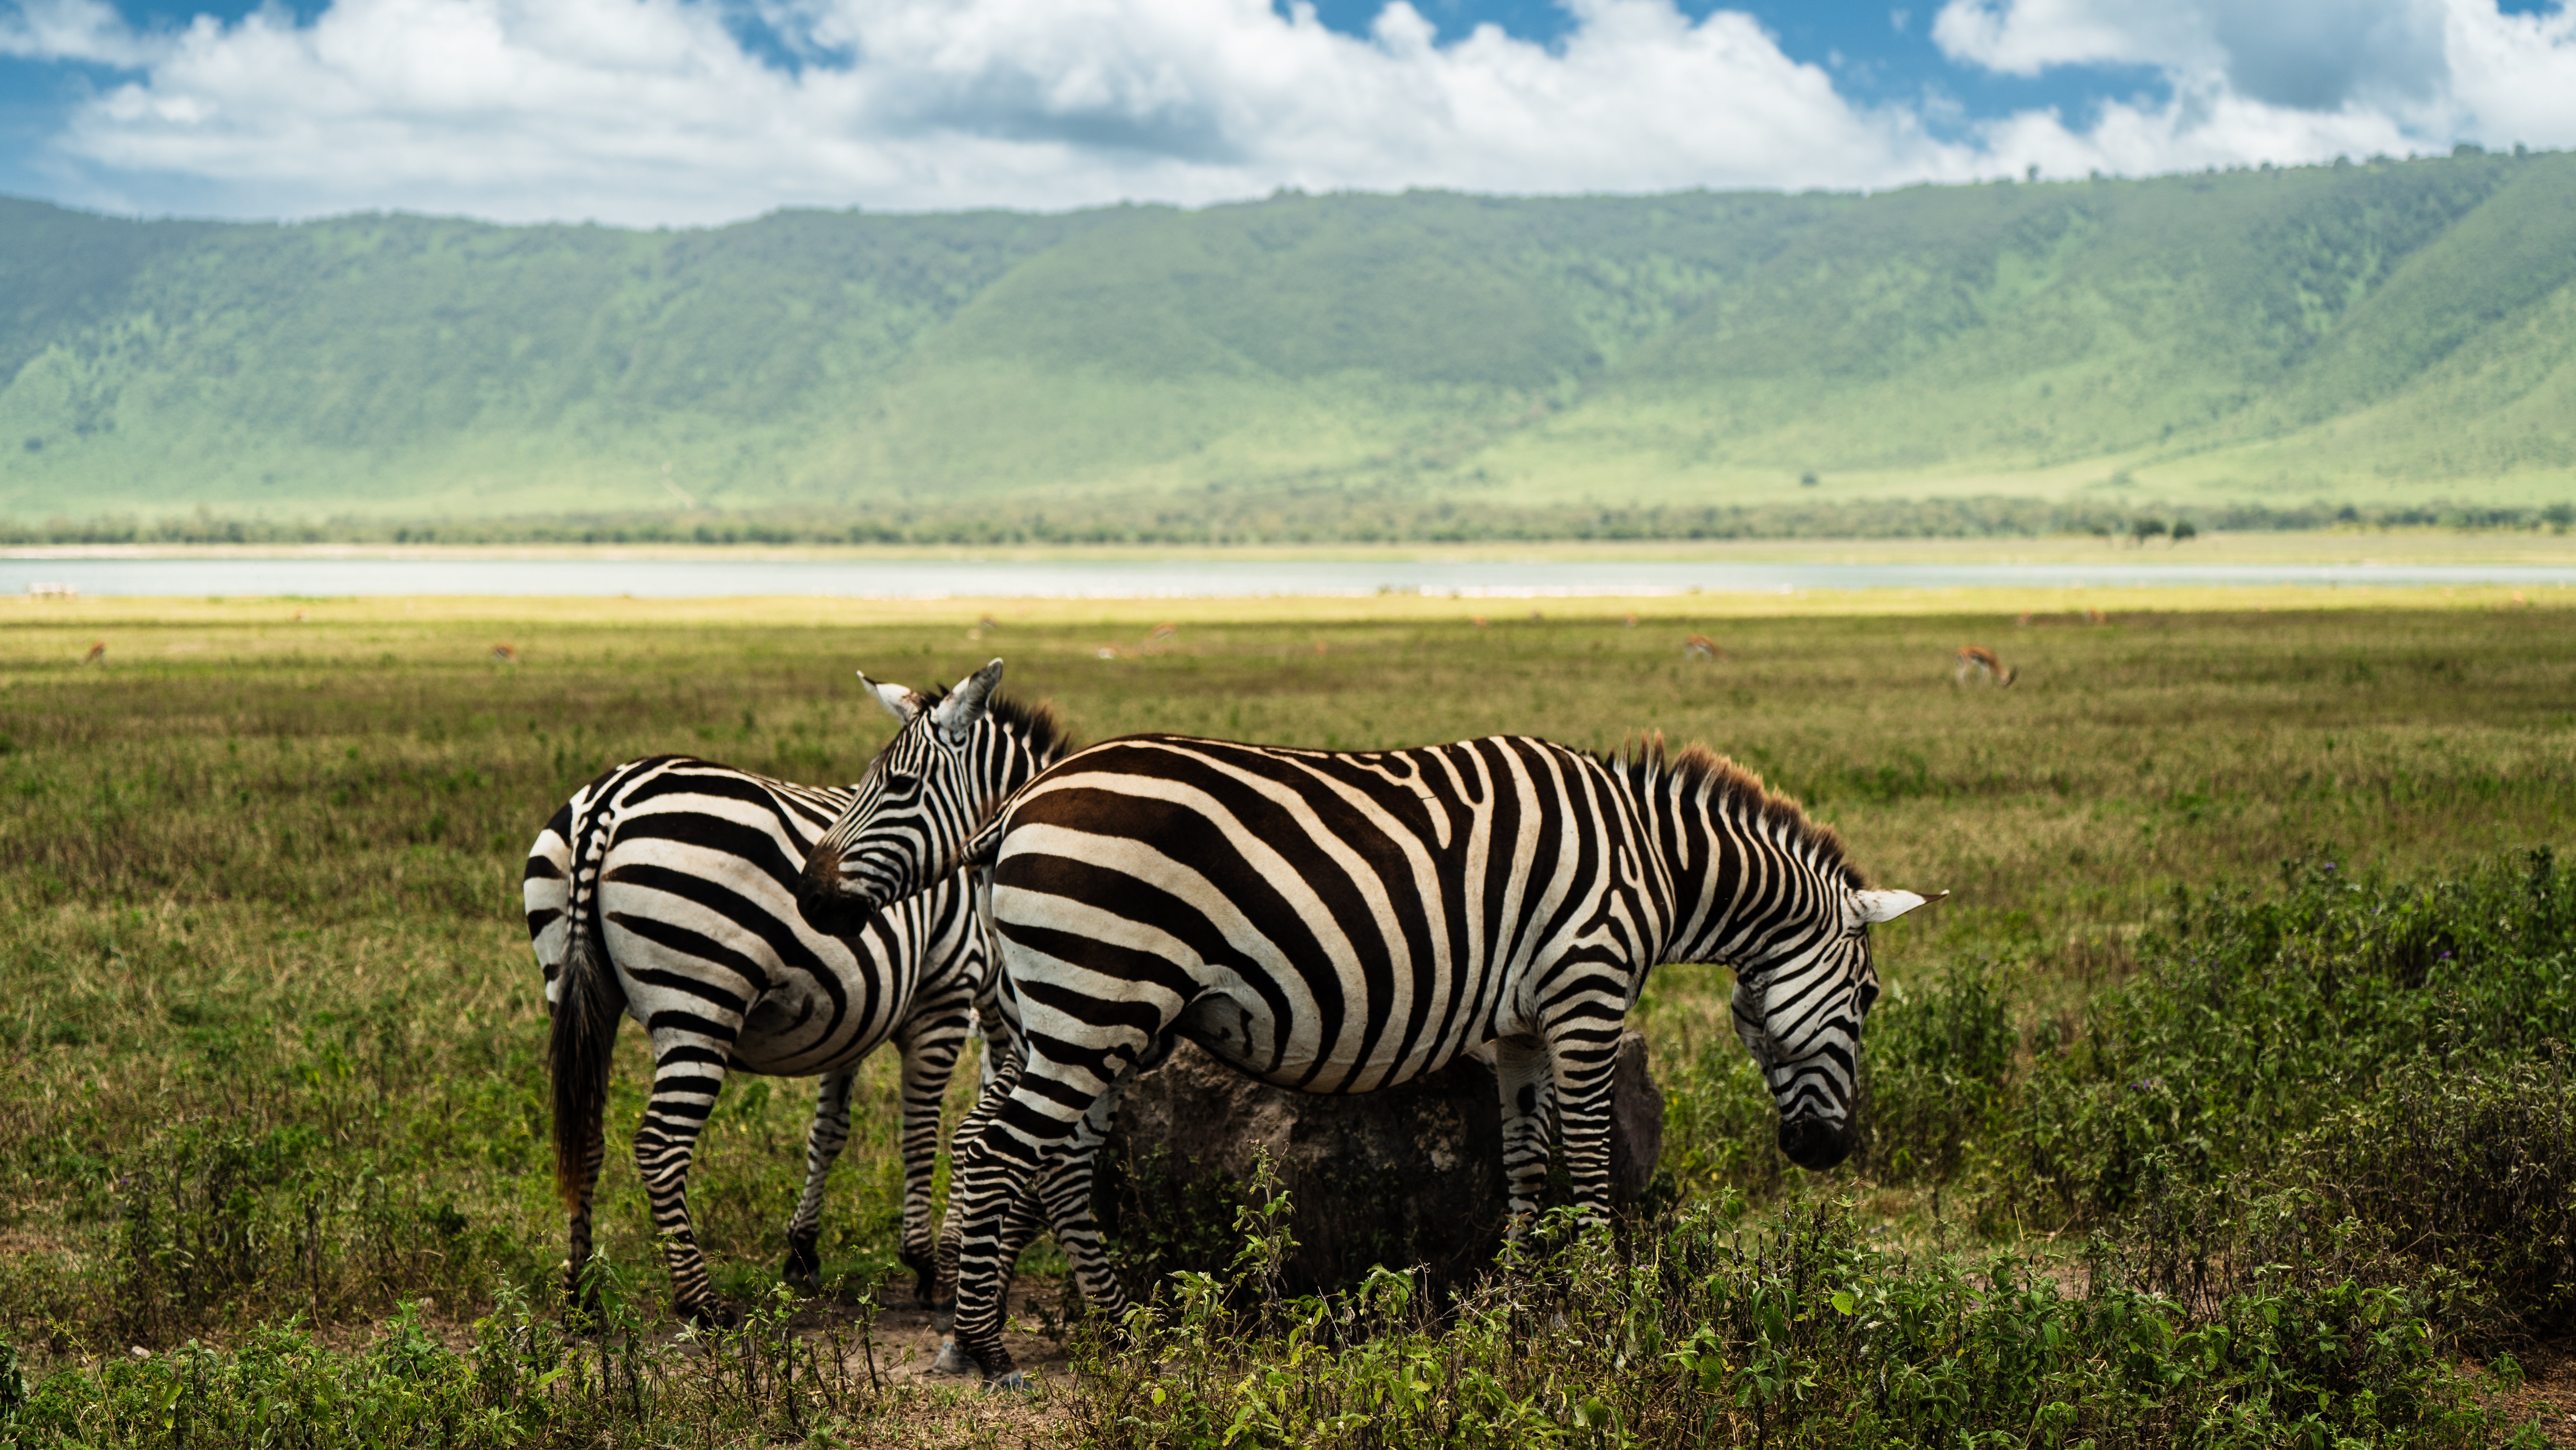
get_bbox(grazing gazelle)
[1684,634,1724,660]
[1955,645,2018,687]
[80,640,105,666]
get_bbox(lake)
[8,554,2576,599]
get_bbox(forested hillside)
[3,147,2572,527]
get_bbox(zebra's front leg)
[782,1069,854,1294]
[1491,1034,1557,1234]
[634,1033,741,1328]
[1544,1021,1625,1224]
[894,992,973,1309]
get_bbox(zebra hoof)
[930,1337,977,1376]
[782,1238,823,1294]
[985,1369,1032,1394]
[683,1299,742,1332]
[928,1301,956,1334]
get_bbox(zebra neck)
[1627,768,1827,971]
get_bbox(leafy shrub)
[9,1278,899,1449]
[1073,1187,2493,1448]
[1857,958,2015,1184]
[2303,1055,2576,1336]
[1998,849,2576,1225]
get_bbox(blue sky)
[0,0,2569,225]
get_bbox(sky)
[0,0,2571,226]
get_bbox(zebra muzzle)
[795,852,885,936]
[1777,1112,1854,1171]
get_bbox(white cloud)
[1935,0,2576,158]
[13,0,2576,226]
[0,0,169,66]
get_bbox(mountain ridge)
[3,150,2572,526]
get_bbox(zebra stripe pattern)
[528,751,1003,1322]
[801,668,1935,1382]
[800,660,1045,939]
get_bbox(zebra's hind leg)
[929,1099,1129,1375]
[1491,1034,1557,1234]
[930,1051,1024,1327]
[635,1036,742,1328]
[1031,1084,1129,1324]
[563,1123,610,1321]
[782,1069,855,1294]
[931,1187,1048,1376]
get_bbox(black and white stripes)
[528,752,1004,1322]
[799,664,1936,1382]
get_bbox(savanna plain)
[2,586,2573,1447]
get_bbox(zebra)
[799,659,1939,1383]
[528,674,1073,1326]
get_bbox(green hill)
[4,148,2574,528]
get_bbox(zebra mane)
[918,683,1077,767]
[1609,736,1865,888]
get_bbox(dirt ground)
[2470,1342,2576,1445]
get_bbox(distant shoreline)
[8,530,2574,568]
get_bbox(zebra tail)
[549,811,623,1212]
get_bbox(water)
[7,553,2575,599]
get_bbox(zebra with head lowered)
[799,659,1940,1384]
[528,677,1072,1325]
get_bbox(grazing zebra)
[799,661,1938,1383]
[529,680,1068,1325]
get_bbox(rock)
[1093,1031,1664,1299]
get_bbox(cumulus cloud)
[12,0,2576,225]
[1,0,170,66]
[1936,0,2576,158]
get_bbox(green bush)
[1999,849,2576,1226]
[1857,958,2015,1185]
[7,1280,900,1449]
[1072,1189,2493,1448]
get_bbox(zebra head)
[1729,885,1940,1171]
[798,659,1046,935]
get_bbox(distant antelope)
[1143,622,1178,654]
[2084,608,2107,625]
[493,643,520,664]
[1683,634,1724,660]
[80,640,104,666]
[1955,645,2017,686]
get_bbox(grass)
[1,589,2572,1444]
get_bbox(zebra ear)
[856,671,924,724]
[931,658,1004,745]
[1851,888,1945,925]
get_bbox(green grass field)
[2,589,2573,1445]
